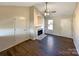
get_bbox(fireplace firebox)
[38,29,43,36]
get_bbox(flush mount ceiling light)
[44,2,56,16]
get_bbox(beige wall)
[44,16,73,38]
[0,6,30,52]
[29,7,44,39]
[73,3,79,54]
[34,8,43,27]
[34,9,39,26]
[29,6,36,40]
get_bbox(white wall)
[44,16,73,38]
[73,3,79,54]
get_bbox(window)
[48,20,53,30]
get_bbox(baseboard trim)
[45,33,73,39]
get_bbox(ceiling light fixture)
[44,2,49,16]
[44,2,56,16]
[44,12,49,16]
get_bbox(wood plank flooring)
[0,34,78,56]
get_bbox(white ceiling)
[0,2,77,17]
[35,2,77,17]
[0,2,39,6]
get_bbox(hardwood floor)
[0,34,78,56]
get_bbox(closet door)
[15,17,27,44]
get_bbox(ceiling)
[0,2,77,17]
[0,2,39,6]
[35,2,77,17]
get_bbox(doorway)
[46,20,54,34]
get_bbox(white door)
[15,17,27,43]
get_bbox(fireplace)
[38,29,43,36]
